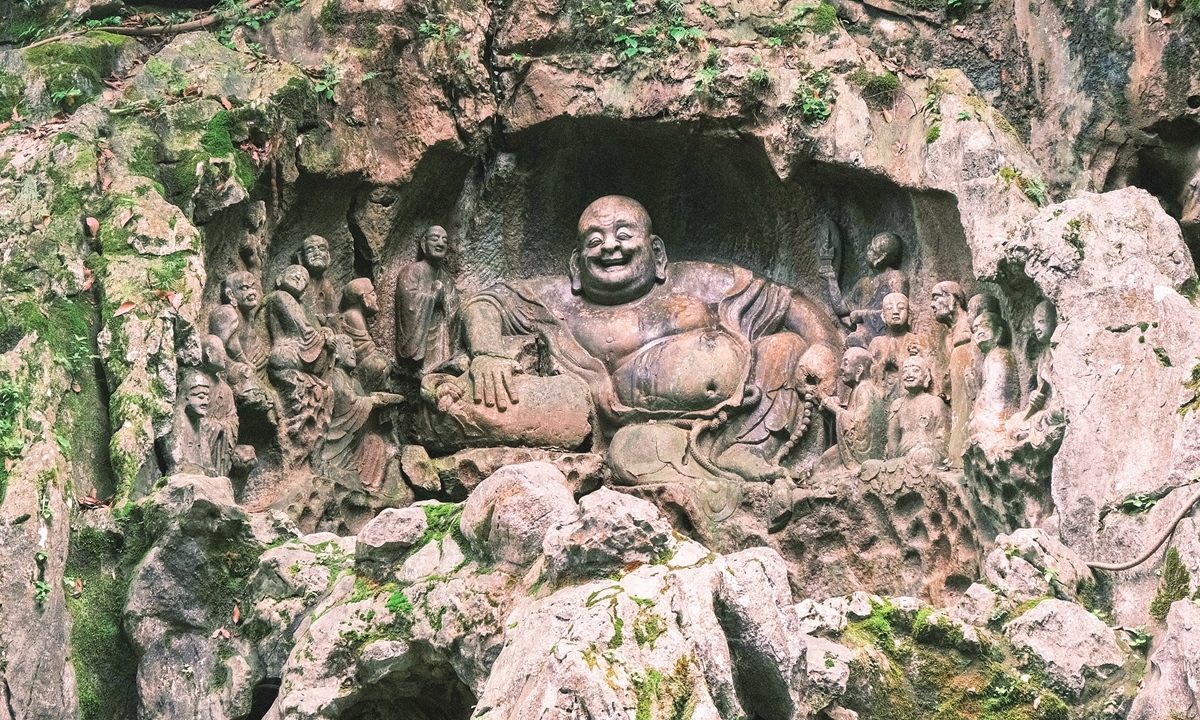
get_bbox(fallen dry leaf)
[233,605,241,624]
[85,217,100,236]
[101,177,113,191]
[325,119,334,130]
[39,306,50,318]
[12,106,24,122]
[882,108,893,123]
[114,301,137,317]
[4,458,11,472]
[101,147,115,160]
[245,61,258,70]
[72,382,82,393]
[116,208,134,227]
[221,96,233,110]
[0,122,10,133]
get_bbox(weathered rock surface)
[1128,599,1200,720]
[459,462,578,568]
[1004,599,1127,698]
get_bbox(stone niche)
[176,115,1061,602]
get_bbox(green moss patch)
[24,32,133,113]
[0,70,26,121]
[848,67,899,108]
[1149,547,1192,622]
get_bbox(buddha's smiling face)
[574,196,664,305]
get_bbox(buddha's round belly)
[612,329,748,412]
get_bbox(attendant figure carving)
[300,235,338,328]
[396,226,465,376]
[322,335,404,492]
[1010,300,1062,442]
[440,196,840,512]
[967,310,1020,446]
[340,278,393,391]
[163,372,235,477]
[887,354,950,473]
[820,347,887,472]
[264,265,335,462]
[931,281,974,466]
[209,271,271,406]
[867,292,927,400]
[821,231,908,348]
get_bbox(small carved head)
[967,293,1000,323]
[1032,300,1057,345]
[570,195,667,305]
[277,265,310,298]
[332,334,357,369]
[931,281,966,325]
[223,271,261,311]
[419,226,450,262]
[881,292,910,330]
[866,232,902,270]
[900,355,933,393]
[840,346,874,386]
[200,334,229,373]
[342,278,378,315]
[972,311,1010,352]
[301,235,331,272]
[182,372,212,419]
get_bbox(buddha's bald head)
[571,196,666,305]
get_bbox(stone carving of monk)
[821,231,909,349]
[931,281,974,467]
[1010,299,1062,442]
[967,310,1020,445]
[457,195,841,486]
[322,335,404,491]
[887,354,950,472]
[163,371,235,477]
[198,334,256,474]
[867,292,927,401]
[209,271,270,396]
[264,265,334,461]
[820,347,887,472]
[340,278,392,391]
[396,226,464,375]
[300,235,338,328]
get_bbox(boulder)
[986,529,1094,602]
[355,507,428,573]
[1004,599,1126,697]
[952,583,1005,627]
[542,487,673,582]
[459,462,578,568]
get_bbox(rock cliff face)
[2,0,1200,716]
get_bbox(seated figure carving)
[819,347,887,472]
[821,231,909,349]
[1010,299,1063,442]
[867,292,927,400]
[429,196,840,502]
[264,265,335,463]
[886,354,950,474]
[340,278,393,391]
[300,235,338,329]
[322,335,404,492]
[163,371,236,477]
[968,309,1020,448]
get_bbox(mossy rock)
[23,32,138,116]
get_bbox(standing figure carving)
[820,347,887,471]
[265,265,335,463]
[340,278,392,391]
[323,335,404,492]
[867,292,927,400]
[209,271,271,406]
[300,235,339,329]
[396,226,465,376]
[887,354,950,473]
[439,196,840,507]
[968,310,1020,446]
[821,231,909,348]
[1011,300,1062,442]
[931,281,974,467]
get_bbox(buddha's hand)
[470,355,521,411]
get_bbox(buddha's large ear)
[652,235,668,283]
[569,249,583,295]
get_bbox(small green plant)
[314,62,339,100]
[957,109,973,120]
[747,58,771,88]
[699,1,716,15]
[1062,217,1084,257]
[82,16,122,28]
[34,580,52,605]
[1150,547,1192,621]
[1117,493,1157,514]
[787,67,834,124]
[765,1,838,44]
[999,167,1050,207]
[1126,626,1152,653]
[51,87,83,108]
[925,123,941,143]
